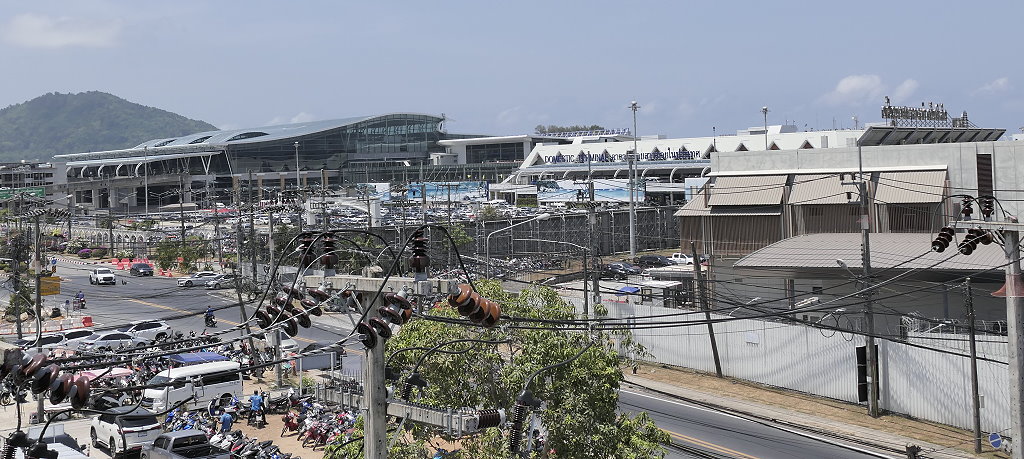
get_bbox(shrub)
[77,248,92,259]
[90,248,108,258]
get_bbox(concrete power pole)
[1001,228,1024,459]
[588,181,600,305]
[856,144,880,418]
[33,215,44,422]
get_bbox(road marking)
[620,389,747,421]
[663,428,760,459]
[125,298,316,343]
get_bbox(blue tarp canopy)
[615,286,640,296]
[166,352,228,364]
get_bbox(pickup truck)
[141,431,230,459]
[670,253,694,265]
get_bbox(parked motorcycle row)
[159,389,360,457]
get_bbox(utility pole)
[12,255,22,340]
[588,181,600,305]
[854,141,880,418]
[321,168,329,231]
[420,183,427,225]
[692,241,722,377]
[66,196,73,241]
[965,278,982,453]
[231,218,257,368]
[33,214,43,423]
[1001,227,1023,459]
[179,176,187,258]
[247,171,257,283]
[214,202,223,268]
[364,323,387,459]
[628,101,640,260]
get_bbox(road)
[43,259,364,372]
[618,388,891,459]
[43,260,890,458]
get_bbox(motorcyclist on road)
[205,306,215,322]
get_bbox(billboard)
[407,182,488,203]
[536,179,643,203]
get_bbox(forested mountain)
[0,91,217,162]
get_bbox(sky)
[0,1,1021,138]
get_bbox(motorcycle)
[205,315,217,327]
[281,411,303,437]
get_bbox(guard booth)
[636,280,689,309]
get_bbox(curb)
[54,257,102,266]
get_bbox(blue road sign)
[989,432,1002,449]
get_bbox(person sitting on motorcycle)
[205,306,215,322]
[248,390,264,425]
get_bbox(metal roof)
[858,126,1005,146]
[734,233,1003,272]
[874,170,947,204]
[674,193,710,216]
[707,175,787,206]
[788,174,857,205]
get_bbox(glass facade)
[222,114,445,174]
[465,142,525,163]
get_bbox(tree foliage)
[534,124,607,135]
[325,281,666,458]
[154,236,209,271]
[0,91,217,161]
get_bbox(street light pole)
[294,142,301,192]
[485,213,551,279]
[761,106,769,150]
[144,146,149,217]
[628,101,640,260]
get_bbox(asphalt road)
[44,259,364,373]
[45,260,887,458]
[618,388,889,459]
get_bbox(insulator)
[369,318,392,340]
[477,408,506,429]
[281,285,305,300]
[1,443,13,459]
[321,235,338,269]
[408,230,429,273]
[508,403,528,453]
[356,322,377,349]
[307,286,330,302]
[400,381,414,400]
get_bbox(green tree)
[153,236,209,272]
[534,124,607,135]
[324,281,666,458]
[478,205,501,222]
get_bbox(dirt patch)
[630,363,1007,458]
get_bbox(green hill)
[0,91,218,162]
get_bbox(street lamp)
[627,101,640,259]
[485,213,551,279]
[761,106,769,150]
[144,146,149,217]
[294,142,301,191]
[515,238,593,317]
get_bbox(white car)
[204,273,239,289]
[89,268,117,285]
[61,328,95,349]
[176,271,218,287]
[13,333,66,352]
[254,330,299,353]
[78,331,137,351]
[670,253,694,265]
[116,320,171,342]
[90,406,162,457]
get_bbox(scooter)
[205,315,217,327]
[281,411,303,437]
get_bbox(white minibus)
[141,361,243,413]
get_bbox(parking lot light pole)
[485,213,551,279]
[516,238,590,317]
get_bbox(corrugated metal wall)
[564,295,1010,432]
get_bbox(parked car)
[176,271,218,287]
[78,331,137,351]
[253,330,299,353]
[636,255,674,268]
[142,430,230,459]
[130,263,154,276]
[13,332,66,351]
[116,320,171,342]
[670,253,694,265]
[601,262,642,280]
[89,268,117,285]
[204,274,239,290]
[62,328,96,349]
[90,406,162,457]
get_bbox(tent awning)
[616,286,640,295]
[166,352,228,364]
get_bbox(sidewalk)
[625,364,1001,459]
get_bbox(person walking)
[219,410,233,433]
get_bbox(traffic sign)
[0,187,45,200]
[989,432,1002,449]
[39,276,61,296]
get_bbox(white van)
[141,361,243,413]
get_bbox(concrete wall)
[562,293,1012,433]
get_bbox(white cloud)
[819,75,919,106]
[265,112,316,126]
[891,79,919,103]
[1,13,119,49]
[974,77,1011,95]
